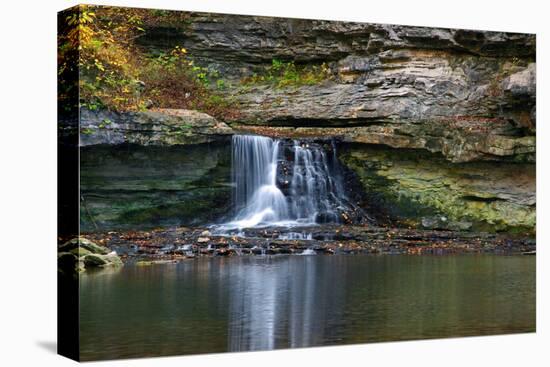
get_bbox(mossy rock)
[83,253,124,268]
[79,238,110,255]
[80,144,232,231]
[59,237,122,273]
[83,254,109,267]
[136,261,154,266]
[104,253,123,266]
[70,247,92,257]
[59,237,109,255]
[339,144,536,234]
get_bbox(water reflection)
[225,256,349,351]
[79,255,535,361]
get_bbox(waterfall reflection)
[79,256,535,360]
[225,256,346,351]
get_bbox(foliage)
[58,5,239,120]
[241,59,332,88]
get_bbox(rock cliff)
[78,12,535,233]
[137,13,535,163]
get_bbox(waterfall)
[220,134,356,230]
[288,140,349,224]
[230,135,289,228]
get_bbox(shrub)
[241,59,332,88]
[58,5,239,120]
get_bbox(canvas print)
[57,5,536,361]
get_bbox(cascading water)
[229,135,290,228]
[287,140,350,224]
[218,134,358,230]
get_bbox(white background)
[0,0,547,365]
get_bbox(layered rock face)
[138,13,535,162]
[79,13,535,233]
[80,144,231,231]
[78,108,234,232]
[79,108,232,146]
[339,145,535,233]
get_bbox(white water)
[298,248,317,256]
[278,232,313,240]
[288,141,347,224]
[218,135,352,230]
[226,135,290,228]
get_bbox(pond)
[79,254,535,360]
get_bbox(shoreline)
[79,225,536,264]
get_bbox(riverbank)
[76,225,535,265]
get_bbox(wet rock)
[151,260,177,265]
[83,223,536,260]
[59,237,110,255]
[200,246,215,255]
[69,247,91,257]
[315,247,335,255]
[83,252,123,268]
[251,247,264,255]
[159,244,176,254]
[174,244,196,254]
[421,216,472,231]
[266,248,278,255]
[215,248,231,256]
[58,238,123,272]
[83,253,108,267]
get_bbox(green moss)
[115,187,231,227]
[241,59,332,88]
[79,144,232,231]
[340,145,535,234]
[70,247,92,257]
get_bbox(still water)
[79,255,535,360]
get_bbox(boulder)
[58,237,123,272]
[83,254,108,267]
[59,237,109,255]
[82,252,123,268]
